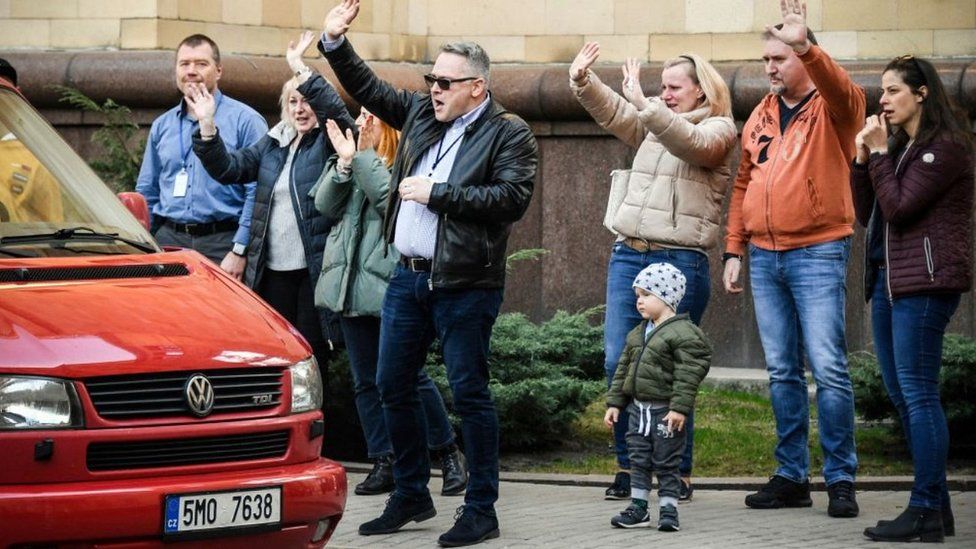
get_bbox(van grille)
[84,368,284,419]
[0,263,188,283]
[87,430,290,471]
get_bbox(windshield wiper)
[0,227,156,253]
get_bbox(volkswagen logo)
[185,374,215,417]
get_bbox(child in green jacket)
[604,262,712,532]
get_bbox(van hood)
[0,251,311,377]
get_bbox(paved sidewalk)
[329,472,974,548]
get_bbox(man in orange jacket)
[722,0,864,519]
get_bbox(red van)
[0,79,346,546]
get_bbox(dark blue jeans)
[871,277,959,510]
[749,239,857,485]
[604,244,710,474]
[376,265,503,514]
[340,315,455,459]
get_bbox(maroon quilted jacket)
[850,135,974,299]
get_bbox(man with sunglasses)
[722,0,865,519]
[319,1,537,546]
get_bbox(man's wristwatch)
[232,243,247,257]
[722,252,742,264]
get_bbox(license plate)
[163,486,281,536]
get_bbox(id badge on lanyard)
[173,167,189,197]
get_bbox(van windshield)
[0,87,158,257]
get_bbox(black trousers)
[257,268,333,379]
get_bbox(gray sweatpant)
[625,400,686,502]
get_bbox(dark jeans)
[377,265,502,514]
[604,243,709,475]
[871,277,959,510]
[340,315,455,459]
[154,224,234,264]
[257,268,333,376]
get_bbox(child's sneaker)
[610,503,651,528]
[604,471,630,500]
[658,504,680,531]
[679,480,693,503]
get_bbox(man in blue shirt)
[136,34,267,280]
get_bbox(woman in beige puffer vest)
[569,42,736,502]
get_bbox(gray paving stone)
[328,473,975,548]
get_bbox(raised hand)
[324,0,360,41]
[184,82,217,134]
[766,0,810,53]
[357,112,375,151]
[286,30,316,74]
[620,58,649,110]
[326,119,356,164]
[570,42,600,83]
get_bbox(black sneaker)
[744,475,813,509]
[658,504,680,532]
[438,506,500,547]
[355,455,394,496]
[358,493,436,536]
[604,471,630,500]
[441,447,468,496]
[610,503,651,528]
[827,480,859,518]
[679,479,693,503]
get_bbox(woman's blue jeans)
[340,314,455,459]
[604,243,710,474]
[871,277,959,510]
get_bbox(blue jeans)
[748,238,857,485]
[376,265,503,514]
[871,277,959,510]
[340,315,455,459]
[604,244,710,474]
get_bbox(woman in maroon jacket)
[851,55,974,543]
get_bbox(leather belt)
[163,218,238,236]
[622,237,668,253]
[400,256,432,272]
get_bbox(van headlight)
[0,376,83,429]
[290,358,323,414]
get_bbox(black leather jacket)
[321,39,538,289]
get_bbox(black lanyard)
[427,128,467,177]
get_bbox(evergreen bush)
[850,334,976,452]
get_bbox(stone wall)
[0,0,974,62]
[5,49,975,368]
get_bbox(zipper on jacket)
[884,222,893,302]
[923,236,935,282]
[429,212,446,291]
[670,177,678,229]
[484,226,493,267]
[762,100,812,250]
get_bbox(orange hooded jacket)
[725,45,866,256]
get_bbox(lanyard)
[427,126,468,177]
[178,93,224,169]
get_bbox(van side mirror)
[117,192,150,231]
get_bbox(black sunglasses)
[423,74,479,90]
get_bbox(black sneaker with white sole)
[610,503,651,528]
[658,504,680,531]
[604,471,630,500]
[679,480,693,503]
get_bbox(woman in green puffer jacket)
[313,111,465,497]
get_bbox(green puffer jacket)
[311,150,396,316]
[607,314,712,415]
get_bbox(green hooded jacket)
[607,314,712,415]
[311,150,396,316]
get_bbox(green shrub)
[850,334,976,451]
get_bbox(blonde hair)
[278,77,302,129]
[663,54,732,119]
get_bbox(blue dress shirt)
[136,90,267,246]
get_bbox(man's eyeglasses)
[423,74,479,90]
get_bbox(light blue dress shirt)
[135,90,267,246]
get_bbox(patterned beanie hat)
[633,262,687,312]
